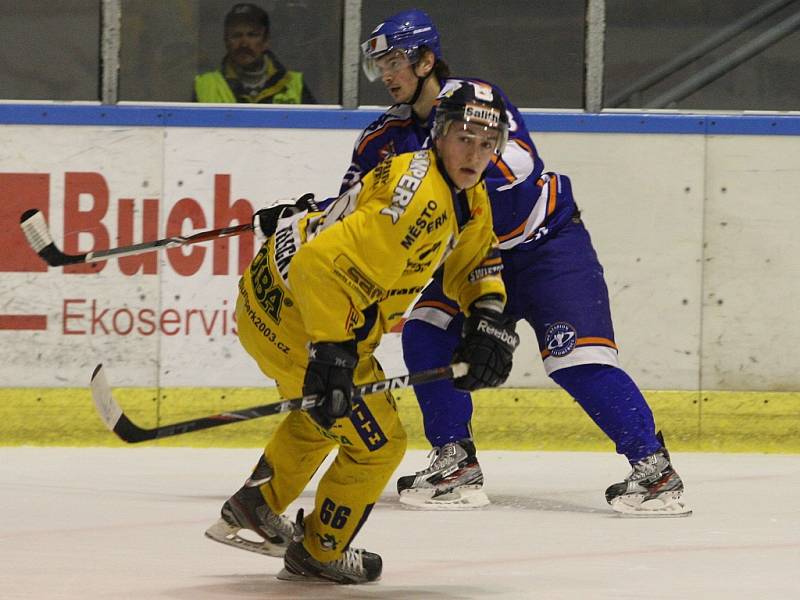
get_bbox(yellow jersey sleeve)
[440,183,506,314]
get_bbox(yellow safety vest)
[194,69,306,104]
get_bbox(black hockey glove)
[303,341,358,429]
[452,301,519,391]
[253,193,318,237]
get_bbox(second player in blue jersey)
[344,9,690,516]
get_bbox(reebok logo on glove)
[477,318,520,349]
[452,308,518,391]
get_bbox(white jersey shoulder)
[495,139,536,191]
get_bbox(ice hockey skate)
[277,539,383,584]
[275,508,381,584]
[204,457,298,557]
[396,439,489,509]
[605,432,692,517]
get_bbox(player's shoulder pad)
[386,103,413,119]
[353,104,414,149]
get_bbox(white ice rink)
[2,447,798,599]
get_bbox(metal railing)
[95,0,800,111]
[607,0,800,108]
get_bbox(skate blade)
[277,568,376,585]
[610,494,693,518]
[276,568,332,584]
[399,486,490,510]
[204,517,287,557]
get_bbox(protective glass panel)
[358,0,585,109]
[605,0,800,110]
[0,0,100,101]
[120,0,341,104]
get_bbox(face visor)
[361,34,421,82]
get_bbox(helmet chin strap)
[405,66,433,108]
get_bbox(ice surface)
[1,448,798,599]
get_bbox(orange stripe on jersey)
[493,139,535,184]
[357,119,413,155]
[514,138,534,155]
[500,176,556,244]
[494,156,515,183]
[414,300,459,315]
[498,220,527,243]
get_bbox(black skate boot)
[276,508,381,584]
[278,540,382,584]
[605,432,691,517]
[396,439,488,509]
[204,456,298,556]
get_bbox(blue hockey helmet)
[432,80,509,155]
[361,9,442,81]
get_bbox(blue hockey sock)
[550,364,661,462]
[401,317,472,446]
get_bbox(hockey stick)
[90,362,468,443]
[19,209,253,267]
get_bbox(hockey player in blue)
[345,9,690,516]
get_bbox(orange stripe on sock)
[576,337,618,350]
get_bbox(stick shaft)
[83,223,253,263]
[20,209,253,266]
[91,363,468,443]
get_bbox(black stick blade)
[20,209,87,266]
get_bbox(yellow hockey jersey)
[252,149,506,347]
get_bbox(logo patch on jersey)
[333,254,385,304]
[468,262,503,283]
[403,258,432,274]
[382,285,424,299]
[249,244,285,324]
[378,140,396,161]
[372,156,393,188]
[381,151,430,224]
[401,201,444,249]
[417,241,442,261]
[544,322,577,357]
[272,221,300,284]
[468,247,501,282]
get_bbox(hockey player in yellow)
[204,84,520,584]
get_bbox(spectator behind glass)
[194,3,315,104]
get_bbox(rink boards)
[1,105,799,450]
[1,385,798,452]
